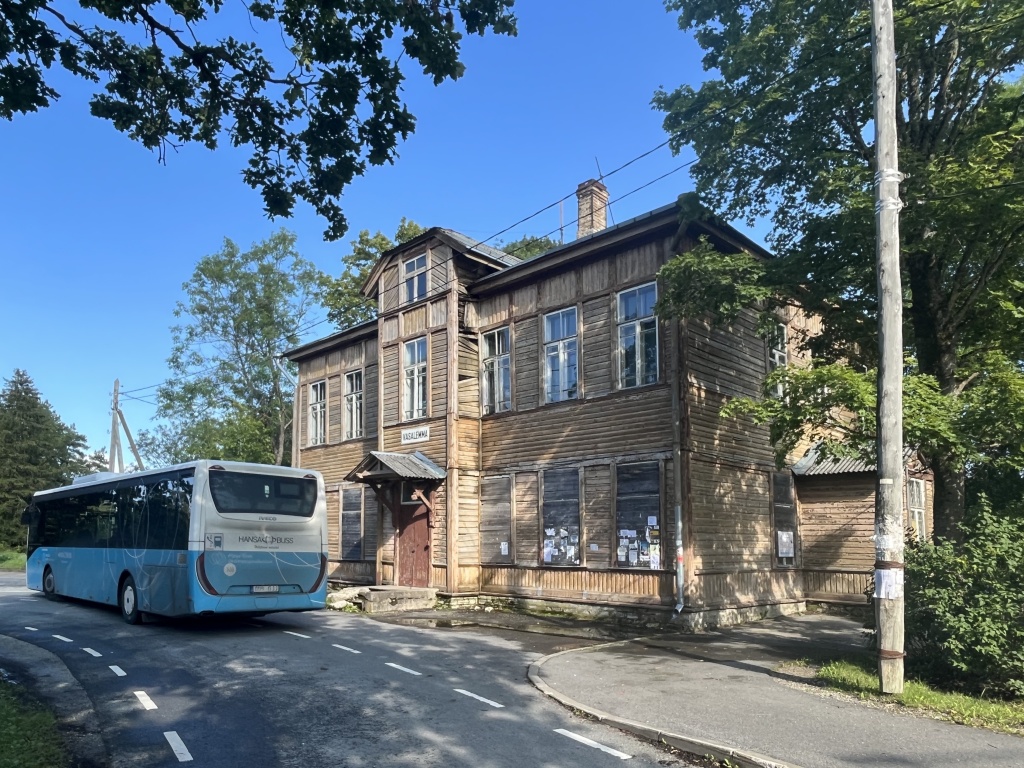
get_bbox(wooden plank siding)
[797,475,875,571]
[689,459,772,573]
[583,464,612,568]
[480,388,674,471]
[480,566,675,606]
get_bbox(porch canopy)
[344,451,446,525]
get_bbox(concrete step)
[326,585,438,614]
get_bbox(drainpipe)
[669,317,686,613]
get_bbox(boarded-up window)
[481,476,513,564]
[615,462,661,569]
[340,486,378,561]
[542,468,580,566]
[772,472,797,567]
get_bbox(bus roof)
[32,460,322,499]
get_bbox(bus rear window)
[208,472,317,518]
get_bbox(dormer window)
[403,253,428,304]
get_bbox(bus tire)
[120,575,142,625]
[42,567,57,600]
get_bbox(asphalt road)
[0,572,694,767]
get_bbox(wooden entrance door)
[397,502,430,588]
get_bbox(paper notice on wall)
[777,531,795,558]
[617,545,627,562]
[649,544,661,570]
[590,543,599,552]
[543,540,553,563]
[545,528,556,537]
[647,516,658,526]
[500,542,509,556]
[875,568,904,599]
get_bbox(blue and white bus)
[22,461,328,623]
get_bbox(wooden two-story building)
[285,181,932,623]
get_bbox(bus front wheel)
[42,567,56,600]
[120,575,142,625]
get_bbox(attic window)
[403,253,428,304]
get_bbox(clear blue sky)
[0,1,748,453]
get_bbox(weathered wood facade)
[286,187,933,618]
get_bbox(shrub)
[904,500,1024,698]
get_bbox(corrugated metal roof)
[438,229,520,267]
[791,443,915,476]
[372,451,446,480]
[346,451,447,482]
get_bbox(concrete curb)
[0,632,109,768]
[528,642,803,768]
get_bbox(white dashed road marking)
[133,691,158,710]
[554,729,631,760]
[24,627,37,631]
[283,631,311,639]
[164,731,193,762]
[83,648,102,657]
[454,688,504,708]
[332,644,361,654]
[385,662,421,676]
[110,666,127,677]
[52,634,73,643]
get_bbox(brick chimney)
[576,179,608,239]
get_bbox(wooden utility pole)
[870,0,905,694]
[109,379,124,473]
[108,379,145,473]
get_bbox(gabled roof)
[283,317,376,362]
[360,227,517,297]
[344,451,447,484]
[467,196,772,297]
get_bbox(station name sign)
[401,426,429,444]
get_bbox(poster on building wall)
[616,523,661,569]
[544,526,580,566]
[777,530,795,558]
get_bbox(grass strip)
[0,550,26,571]
[0,680,68,768]
[817,656,1024,736]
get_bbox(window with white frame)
[482,327,511,415]
[403,337,428,421]
[768,323,788,397]
[618,282,658,388]
[344,370,363,440]
[403,253,428,304]
[308,381,327,446]
[907,478,927,542]
[544,307,578,403]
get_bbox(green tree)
[141,230,327,466]
[496,234,562,260]
[0,370,92,550]
[654,0,1024,539]
[0,1,516,240]
[322,218,426,329]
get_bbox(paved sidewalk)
[527,614,1024,768]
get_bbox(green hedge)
[905,503,1024,698]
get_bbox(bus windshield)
[208,471,317,518]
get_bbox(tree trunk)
[931,453,965,542]
[905,248,965,540]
